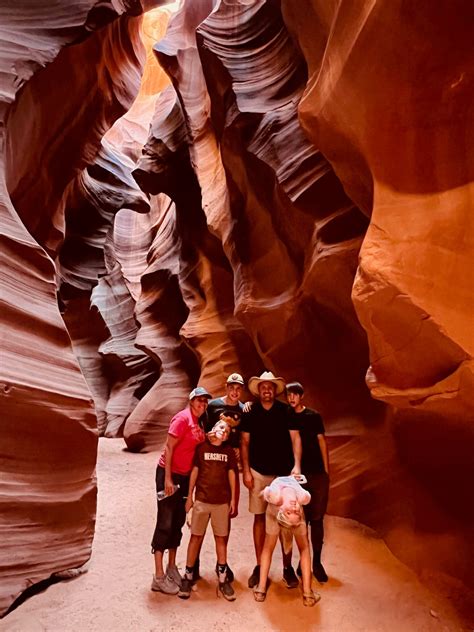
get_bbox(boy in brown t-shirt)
[178,421,237,601]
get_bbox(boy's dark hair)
[286,382,304,395]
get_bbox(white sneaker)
[151,574,179,594]
[166,565,182,588]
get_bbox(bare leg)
[215,535,227,566]
[255,533,279,594]
[186,534,204,569]
[154,551,165,577]
[253,514,266,563]
[168,548,177,569]
[294,533,312,594]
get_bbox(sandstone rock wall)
[126,0,473,597]
[1,0,473,617]
[153,0,374,421]
[0,3,145,616]
[281,0,474,588]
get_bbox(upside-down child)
[178,420,238,601]
[253,476,321,607]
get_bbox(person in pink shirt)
[151,387,211,595]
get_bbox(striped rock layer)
[1,0,473,617]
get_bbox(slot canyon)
[1,0,473,629]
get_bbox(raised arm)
[289,429,302,475]
[240,431,253,489]
[318,434,329,475]
[164,434,179,495]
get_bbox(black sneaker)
[283,566,299,589]
[215,562,234,583]
[178,577,192,599]
[313,562,328,583]
[248,565,260,588]
[218,580,236,601]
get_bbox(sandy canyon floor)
[2,438,468,632]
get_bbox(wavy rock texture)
[0,0,142,105]
[120,195,198,452]
[0,5,145,616]
[128,86,262,450]
[155,0,373,423]
[281,0,474,590]
[2,0,473,618]
[56,8,176,441]
[139,0,472,600]
[58,139,158,438]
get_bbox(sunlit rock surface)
[128,86,262,450]
[282,0,474,589]
[58,139,157,438]
[0,4,145,616]
[1,0,473,619]
[154,0,373,422]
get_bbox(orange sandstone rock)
[0,6,145,616]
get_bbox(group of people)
[150,370,329,607]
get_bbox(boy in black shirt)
[286,382,329,582]
[206,372,245,469]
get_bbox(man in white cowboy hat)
[240,371,302,590]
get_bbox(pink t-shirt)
[158,407,205,475]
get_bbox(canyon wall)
[1,0,473,618]
[130,0,473,599]
[0,1,146,616]
[281,0,474,592]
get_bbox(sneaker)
[283,566,299,589]
[178,577,192,599]
[151,574,180,594]
[313,562,328,583]
[166,565,182,588]
[248,565,260,589]
[215,562,234,583]
[217,580,236,601]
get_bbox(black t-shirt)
[289,407,325,474]
[205,397,243,449]
[193,440,237,504]
[240,399,299,475]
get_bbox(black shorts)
[151,466,190,553]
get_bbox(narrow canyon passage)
[3,439,465,632]
[2,0,473,621]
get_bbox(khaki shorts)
[265,503,308,537]
[249,468,276,514]
[191,500,230,537]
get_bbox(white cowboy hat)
[248,371,286,397]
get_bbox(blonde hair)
[276,507,303,529]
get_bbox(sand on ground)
[1,438,468,632]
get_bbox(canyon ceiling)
[1,0,473,618]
